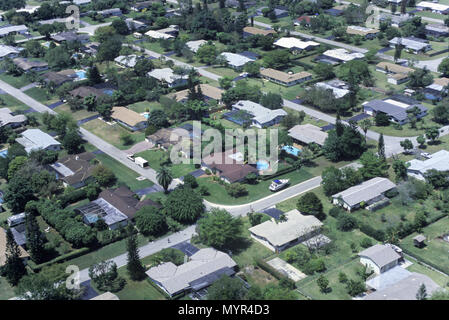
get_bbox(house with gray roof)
[407,150,449,181]
[0,25,28,38]
[0,108,27,128]
[147,68,188,88]
[363,95,428,125]
[389,37,432,54]
[232,100,287,128]
[249,209,323,252]
[425,23,449,37]
[0,45,20,60]
[16,129,61,154]
[359,244,402,274]
[288,123,328,146]
[75,198,129,230]
[97,8,123,17]
[114,54,139,68]
[146,248,237,296]
[332,177,397,211]
[219,52,254,70]
[50,152,96,189]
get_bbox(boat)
[269,179,290,192]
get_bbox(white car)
[420,152,431,159]
[269,179,290,192]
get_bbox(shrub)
[360,237,373,248]
[336,213,357,232]
[225,183,248,198]
[329,207,342,218]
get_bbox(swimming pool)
[0,149,8,158]
[76,70,87,80]
[256,160,269,170]
[103,89,114,96]
[143,113,150,119]
[282,145,301,157]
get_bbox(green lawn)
[204,66,239,79]
[400,216,449,275]
[127,101,162,113]
[0,277,15,300]
[406,257,449,288]
[94,152,154,191]
[114,272,167,300]
[136,149,197,179]
[54,104,99,121]
[0,94,29,112]
[24,87,59,105]
[0,73,31,89]
[82,118,145,150]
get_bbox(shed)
[413,234,426,248]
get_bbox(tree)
[432,104,449,125]
[416,283,427,300]
[7,155,27,181]
[135,206,167,236]
[346,279,366,296]
[2,228,26,286]
[438,57,449,77]
[409,67,433,89]
[92,165,116,187]
[196,44,217,65]
[417,134,426,148]
[62,129,83,154]
[148,109,169,128]
[165,186,205,223]
[157,166,173,193]
[219,77,233,90]
[263,50,290,69]
[134,59,154,77]
[321,166,346,196]
[97,38,122,62]
[400,139,414,153]
[260,92,283,110]
[359,151,389,179]
[394,43,404,62]
[87,65,102,85]
[196,209,243,249]
[183,174,198,188]
[375,112,390,126]
[313,63,335,80]
[207,275,247,300]
[317,274,330,293]
[89,260,125,292]
[111,19,129,35]
[296,192,324,220]
[393,159,408,181]
[25,213,45,264]
[378,133,386,161]
[360,119,372,140]
[45,46,72,69]
[337,213,357,231]
[425,127,440,144]
[4,175,34,213]
[225,183,248,197]
[126,230,146,281]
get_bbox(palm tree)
[360,119,372,141]
[157,166,173,193]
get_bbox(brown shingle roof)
[111,107,147,127]
[243,26,277,36]
[376,62,414,74]
[42,71,72,86]
[433,77,449,86]
[52,152,96,186]
[260,68,312,83]
[69,86,106,99]
[13,58,48,71]
[167,84,224,102]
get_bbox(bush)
[183,174,198,188]
[225,183,248,198]
[329,207,343,218]
[336,213,357,231]
[360,237,373,248]
[303,258,326,275]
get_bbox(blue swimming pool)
[143,113,150,119]
[76,70,87,80]
[103,89,114,96]
[256,160,269,170]
[0,149,8,158]
[282,145,301,157]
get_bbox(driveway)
[124,140,154,155]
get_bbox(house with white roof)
[16,129,61,154]
[0,45,20,60]
[147,68,188,88]
[416,1,449,14]
[0,108,27,128]
[232,100,287,128]
[288,124,328,147]
[332,177,397,211]
[406,150,449,181]
[346,25,379,39]
[185,40,207,53]
[0,25,28,37]
[424,77,449,100]
[273,37,320,54]
[146,248,237,297]
[425,23,449,37]
[314,80,350,99]
[318,48,364,65]
[145,30,174,40]
[358,244,402,274]
[389,37,432,54]
[219,52,254,70]
[248,209,323,252]
[114,54,139,68]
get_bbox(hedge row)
[402,247,449,276]
[254,258,296,288]
[260,166,297,181]
[57,188,87,207]
[27,247,90,272]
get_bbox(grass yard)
[0,277,15,300]
[127,101,162,113]
[0,73,31,89]
[113,270,167,300]
[94,152,154,191]
[24,87,59,105]
[54,104,99,121]
[82,118,145,150]
[406,256,449,288]
[0,94,29,112]
[400,216,449,275]
[136,149,197,179]
[204,66,239,79]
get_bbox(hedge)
[254,257,296,288]
[57,188,87,207]
[27,247,90,272]
[402,248,449,276]
[260,166,297,181]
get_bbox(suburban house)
[325,7,345,16]
[91,292,120,300]
[424,77,449,100]
[288,124,328,147]
[111,107,148,131]
[13,58,48,72]
[294,15,314,26]
[7,213,26,227]
[416,1,449,14]
[41,71,73,87]
[167,84,224,104]
[0,227,29,267]
[314,80,350,99]
[317,48,365,64]
[365,271,441,300]
[16,128,61,154]
[38,18,68,25]
[406,150,449,180]
[156,25,179,37]
[114,54,140,68]
[225,0,256,9]
[73,0,91,5]
[379,13,414,28]
[256,7,289,18]
[231,100,287,128]
[69,86,107,99]
[248,209,323,252]
[146,248,237,297]
[273,37,320,54]
[125,18,148,31]
[147,68,188,88]
[425,23,449,37]
[76,186,160,229]
[0,45,20,60]
[0,25,28,37]
[389,37,432,54]
[145,30,174,40]
[202,149,259,184]
[185,40,207,53]
[359,244,402,274]
[260,68,312,86]
[51,31,90,43]
[131,1,157,11]
[346,25,379,39]
[146,127,196,151]
[219,52,254,70]
[49,152,96,189]
[97,8,123,17]
[363,95,428,125]
[0,108,27,128]
[332,177,397,212]
[10,224,26,247]
[242,26,277,37]
[375,62,414,85]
